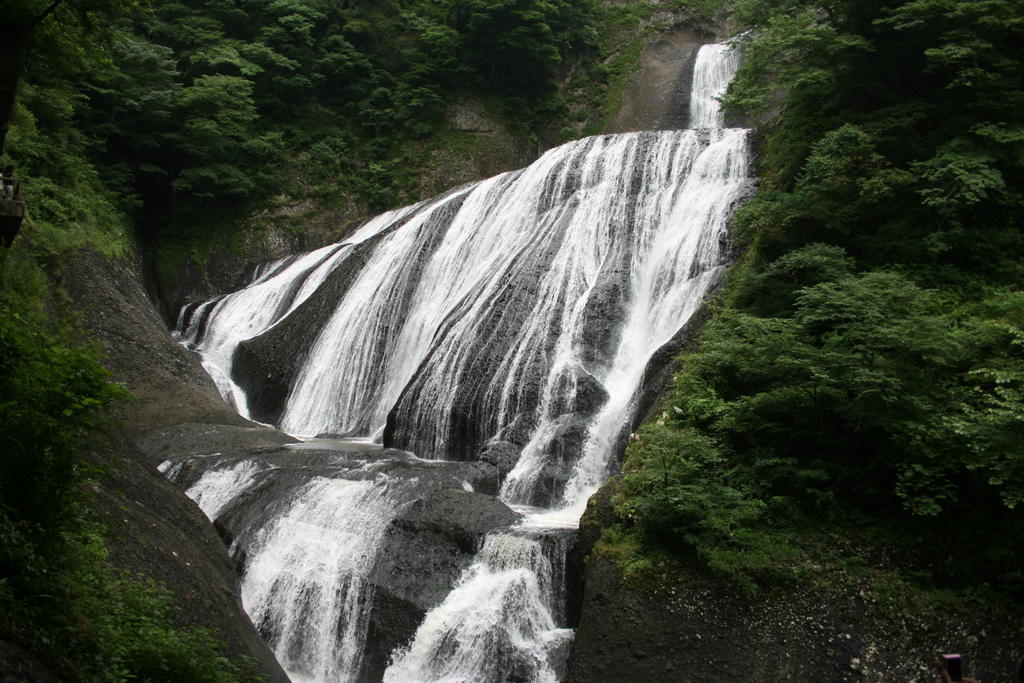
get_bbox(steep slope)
[58,249,292,682]
[566,482,1023,681]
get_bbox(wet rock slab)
[161,440,523,681]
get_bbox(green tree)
[1,0,141,151]
[169,74,282,226]
[451,0,597,94]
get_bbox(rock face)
[60,249,291,682]
[605,24,707,134]
[60,251,254,433]
[567,480,1024,682]
[378,487,522,609]
[89,440,290,683]
[0,641,61,683]
[368,486,522,676]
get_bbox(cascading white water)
[175,205,418,417]
[184,458,261,521]
[496,127,749,514]
[278,187,476,438]
[240,476,410,683]
[379,41,750,683]
[173,38,751,683]
[384,532,573,683]
[689,37,743,128]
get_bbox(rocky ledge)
[566,479,1024,682]
[61,248,293,682]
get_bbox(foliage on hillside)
[5,0,717,266]
[29,0,601,244]
[612,0,1024,599]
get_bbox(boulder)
[478,440,522,489]
[376,487,522,609]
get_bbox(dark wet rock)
[166,444,501,546]
[59,249,292,682]
[168,444,514,564]
[168,445,512,569]
[549,368,609,417]
[233,193,468,427]
[519,415,592,508]
[377,488,522,608]
[478,440,522,489]
[564,478,619,630]
[629,291,718,439]
[384,212,571,460]
[577,262,629,370]
[495,412,537,447]
[132,422,297,468]
[0,640,61,683]
[88,440,290,683]
[361,588,425,682]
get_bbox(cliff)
[57,249,292,682]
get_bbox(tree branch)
[27,0,67,31]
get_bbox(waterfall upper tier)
[178,126,752,514]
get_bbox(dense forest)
[1,0,1022,678]
[613,0,1024,606]
[3,0,687,256]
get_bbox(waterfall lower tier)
[169,38,750,683]
[240,477,407,683]
[163,444,524,683]
[385,526,574,683]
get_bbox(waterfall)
[278,187,475,438]
[184,458,261,521]
[172,38,752,683]
[689,38,743,128]
[240,476,411,683]
[174,205,419,418]
[384,531,573,683]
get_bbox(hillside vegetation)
[5,0,712,262]
[611,0,1024,605]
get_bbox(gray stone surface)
[606,25,706,134]
[61,249,290,682]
